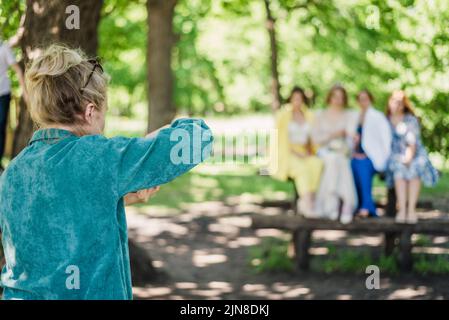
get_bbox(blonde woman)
[0,45,213,300]
[312,84,358,224]
[270,86,323,217]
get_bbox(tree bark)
[146,0,178,132]
[13,0,103,156]
[10,0,158,285]
[263,0,282,111]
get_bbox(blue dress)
[386,114,438,187]
[0,118,213,300]
[351,125,377,216]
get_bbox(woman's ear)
[84,103,96,124]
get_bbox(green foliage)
[0,0,25,40]
[414,235,432,247]
[2,0,449,155]
[378,252,400,275]
[173,0,226,115]
[414,254,449,275]
[99,0,147,118]
[318,245,374,274]
[249,237,295,273]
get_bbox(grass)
[130,162,449,215]
[314,245,400,275]
[133,163,293,211]
[248,237,295,274]
[248,239,449,276]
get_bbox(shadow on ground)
[128,201,449,300]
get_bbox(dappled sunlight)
[347,236,383,246]
[217,216,252,228]
[228,237,261,248]
[309,247,330,256]
[152,260,164,269]
[127,214,189,238]
[208,281,233,292]
[336,294,352,300]
[282,287,311,298]
[189,289,223,299]
[175,282,198,290]
[433,236,449,244]
[255,229,289,239]
[192,250,228,268]
[413,247,449,254]
[132,286,173,299]
[388,286,429,299]
[242,283,312,299]
[208,223,240,236]
[313,230,348,241]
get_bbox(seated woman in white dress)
[312,84,358,224]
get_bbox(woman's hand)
[402,145,416,166]
[333,129,346,139]
[124,186,161,205]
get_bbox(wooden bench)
[288,174,403,253]
[251,214,449,272]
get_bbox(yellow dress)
[269,105,323,196]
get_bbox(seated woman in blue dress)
[386,90,439,224]
[351,89,392,218]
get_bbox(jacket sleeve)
[107,118,213,197]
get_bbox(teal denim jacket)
[0,118,213,300]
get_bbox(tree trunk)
[13,0,103,156]
[263,0,282,111]
[10,0,158,286]
[146,0,178,132]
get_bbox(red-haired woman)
[386,91,439,223]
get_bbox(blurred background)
[1,0,449,299]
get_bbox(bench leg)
[384,232,397,256]
[384,188,398,256]
[398,231,413,272]
[386,187,397,218]
[290,179,299,214]
[293,229,311,271]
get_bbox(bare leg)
[356,209,369,218]
[395,179,407,223]
[340,201,353,224]
[300,192,315,218]
[407,178,421,224]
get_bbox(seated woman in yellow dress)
[270,86,323,217]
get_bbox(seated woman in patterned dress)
[386,90,439,224]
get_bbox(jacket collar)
[29,128,76,145]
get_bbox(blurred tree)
[147,0,178,132]
[263,0,282,111]
[12,0,103,156]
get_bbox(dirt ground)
[128,201,449,300]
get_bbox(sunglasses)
[80,58,104,93]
